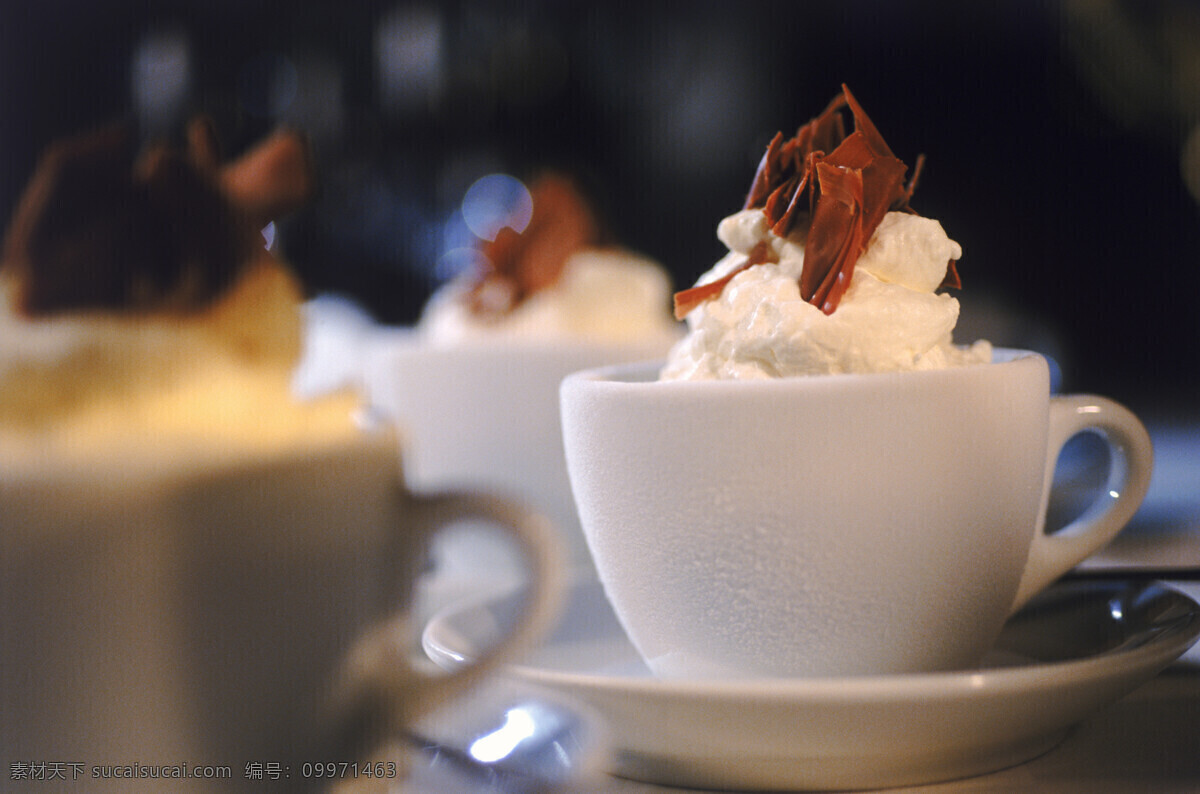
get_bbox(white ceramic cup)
[363,331,676,580]
[1,425,564,791]
[560,349,1153,678]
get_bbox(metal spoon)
[398,684,605,793]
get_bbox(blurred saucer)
[423,576,1200,791]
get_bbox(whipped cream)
[0,260,364,477]
[661,209,991,380]
[419,249,681,345]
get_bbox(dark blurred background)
[3,0,1199,413]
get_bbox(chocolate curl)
[673,241,777,320]
[802,161,866,313]
[220,126,315,231]
[467,173,599,318]
[673,273,740,320]
[839,84,896,161]
[799,104,908,314]
[186,115,221,173]
[2,124,237,315]
[744,92,849,240]
[675,84,958,319]
[1,119,314,317]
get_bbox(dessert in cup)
[561,85,1153,679]
[365,173,681,578]
[0,122,563,789]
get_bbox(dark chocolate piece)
[1,119,312,317]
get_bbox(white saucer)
[423,576,1200,791]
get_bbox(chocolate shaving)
[466,173,601,319]
[673,241,777,319]
[675,84,960,319]
[1,118,313,317]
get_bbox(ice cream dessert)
[662,85,990,380]
[0,120,362,474]
[417,173,680,346]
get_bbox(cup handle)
[326,490,565,756]
[404,490,565,714]
[1010,395,1153,612]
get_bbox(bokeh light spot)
[461,173,532,241]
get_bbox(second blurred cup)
[365,332,674,586]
